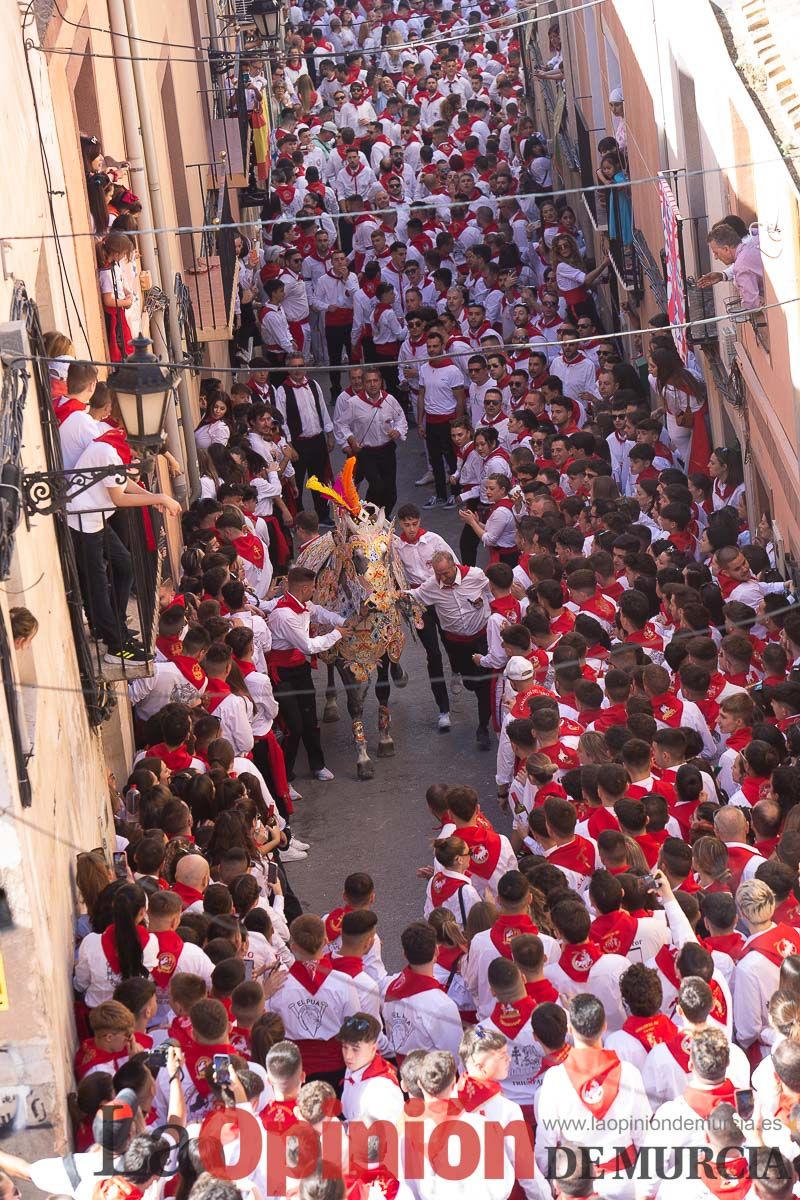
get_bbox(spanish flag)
[251,91,270,183]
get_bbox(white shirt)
[312,269,358,315]
[59,408,100,470]
[418,360,464,417]
[381,972,463,1059]
[274,380,333,438]
[333,392,408,449]
[74,929,160,1008]
[408,565,491,638]
[396,530,458,587]
[733,925,793,1050]
[341,1058,405,1123]
[550,352,598,403]
[423,868,482,922]
[242,666,279,736]
[128,659,207,720]
[464,927,559,1019]
[66,439,129,535]
[641,1032,750,1110]
[210,691,255,757]
[260,303,294,353]
[268,594,344,660]
[545,951,631,1032]
[267,961,360,1044]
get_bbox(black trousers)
[418,606,451,714]
[459,500,481,566]
[425,419,456,500]
[373,348,401,400]
[294,433,331,522]
[274,662,325,777]
[70,524,134,650]
[441,629,492,728]
[355,442,397,514]
[325,324,351,398]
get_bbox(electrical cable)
[2,150,799,242]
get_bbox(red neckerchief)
[172,880,205,910]
[622,1013,678,1050]
[563,1047,622,1118]
[547,836,594,875]
[489,914,538,958]
[705,932,746,958]
[233,530,266,568]
[457,1074,502,1111]
[55,397,87,425]
[151,929,184,988]
[592,702,629,732]
[664,1028,694,1071]
[325,953,363,979]
[457,822,502,879]
[558,940,602,982]
[235,658,256,678]
[174,655,207,688]
[155,633,182,660]
[385,967,443,1001]
[625,623,664,650]
[97,1179,145,1200]
[289,958,333,995]
[740,774,768,806]
[230,1022,252,1056]
[324,904,352,942]
[94,427,133,464]
[437,943,464,973]
[489,594,522,622]
[100,923,149,973]
[277,591,307,615]
[774,897,800,927]
[725,727,752,752]
[716,572,739,600]
[649,692,684,727]
[346,1164,401,1200]
[590,910,637,956]
[203,676,232,713]
[361,1054,400,1085]
[357,389,388,409]
[74,1039,127,1079]
[430,871,470,903]
[146,741,194,771]
[399,528,428,544]
[526,978,559,1004]
[683,1079,737,1118]
[490,994,537,1040]
[167,1013,194,1050]
[259,1098,297,1133]
[741,923,800,967]
[700,1155,752,1200]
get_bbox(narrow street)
[286,437,503,969]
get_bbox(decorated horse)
[296,457,421,780]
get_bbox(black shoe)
[105,639,148,665]
[476,725,491,751]
[390,662,408,687]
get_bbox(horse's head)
[338,503,396,613]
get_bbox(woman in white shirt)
[195,391,232,451]
[649,345,708,472]
[74,881,158,1009]
[551,232,609,327]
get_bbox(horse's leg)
[323,661,339,723]
[339,660,373,780]
[376,653,394,758]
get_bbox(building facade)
[533,0,800,564]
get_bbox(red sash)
[563,1048,622,1118]
[622,1013,678,1050]
[490,995,536,1040]
[151,930,184,989]
[590,910,637,956]
[489,914,539,958]
[385,967,443,1000]
[664,1029,694,1072]
[233,530,266,569]
[558,941,602,982]
[458,822,502,880]
[100,924,149,974]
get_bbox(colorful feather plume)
[307,456,362,516]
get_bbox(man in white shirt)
[260,278,295,367]
[334,365,407,514]
[417,329,467,506]
[550,327,599,403]
[544,898,630,1032]
[337,1011,404,1122]
[312,250,359,397]
[267,566,345,782]
[732,878,800,1057]
[406,552,493,748]
[382,921,463,1060]
[57,361,100,470]
[274,353,334,525]
[396,504,456,728]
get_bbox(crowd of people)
[12,4,789,1200]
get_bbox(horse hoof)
[323,703,340,723]
[377,740,395,758]
[391,665,409,688]
[357,761,374,781]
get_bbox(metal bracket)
[22,465,140,517]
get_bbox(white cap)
[321,121,338,135]
[505,655,535,682]
[609,87,624,104]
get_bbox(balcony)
[182,173,240,342]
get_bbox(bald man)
[172,853,210,914]
[713,807,765,889]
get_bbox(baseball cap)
[92,1088,139,1153]
[505,656,534,682]
[321,121,338,134]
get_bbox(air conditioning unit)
[719,324,738,374]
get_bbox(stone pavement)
[283,433,504,970]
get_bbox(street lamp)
[107,336,176,453]
[250,0,282,42]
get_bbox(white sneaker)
[279,846,308,862]
[313,767,335,781]
[451,674,463,694]
[415,469,434,486]
[288,785,302,802]
[437,712,451,732]
[291,838,311,851]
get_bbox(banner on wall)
[658,174,688,360]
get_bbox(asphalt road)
[283,434,504,971]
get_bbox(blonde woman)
[551,231,609,326]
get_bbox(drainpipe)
[111,0,201,502]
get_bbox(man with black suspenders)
[273,352,335,525]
